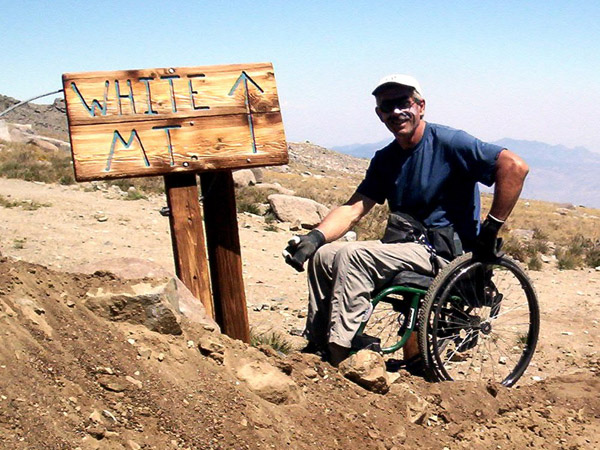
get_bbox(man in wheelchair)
[284,74,529,367]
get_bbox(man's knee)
[333,242,376,268]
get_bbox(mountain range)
[333,137,600,209]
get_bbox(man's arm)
[474,148,529,260]
[283,191,376,271]
[488,149,529,220]
[315,191,377,242]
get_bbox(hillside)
[0,94,68,140]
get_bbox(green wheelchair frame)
[354,253,540,387]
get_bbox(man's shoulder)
[428,123,468,142]
[370,139,398,161]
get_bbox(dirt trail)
[1,177,600,449]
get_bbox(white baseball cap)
[372,74,423,97]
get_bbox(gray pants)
[304,240,435,349]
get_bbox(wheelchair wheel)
[418,253,539,386]
[360,291,413,354]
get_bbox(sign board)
[62,63,287,181]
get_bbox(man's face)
[375,85,425,141]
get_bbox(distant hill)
[0,94,68,139]
[333,137,600,208]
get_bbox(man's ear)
[375,106,385,122]
[418,99,426,118]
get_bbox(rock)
[255,182,295,196]
[79,258,218,331]
[0,120,10,141]
[98,376,127,392]
[198,336,226,364]
[125,376,143,389]
[511,229,535,241]
[84,287,183,335]
[338,350,390,394]
[127,440,142,450]
[137,346,152,359]
[89,409,104,424]
[250,167,264,183]
[232,169,256,187]
[268,194,329,229]
[235,360,301,405]
[28,137,59,152]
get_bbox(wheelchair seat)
[389,270,433,290]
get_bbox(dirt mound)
[1,256,599,449]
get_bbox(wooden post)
[200,170,250,343]
[164,173,214,318]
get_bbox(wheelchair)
[354,252,540,387]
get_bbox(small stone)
[137,346,152,359]
[95,367,114,375]
[66,300,75,308]
[157,353,165,362]
[187,340,195,348]
[532,376,543,382]
[125,376,142,389]
[561,331,574,336]
[127,440,142,450]
[89,409,104,424]
[98,378,127,392]
[302,368,318,379]
[127,338,136,345]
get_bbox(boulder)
[0,120,10,141]
[338,350,390,394]
[254,182,295,196]
[250,167,264,183]
[268,194,329,229]
[233,169,256,187]
[78,257,218,331]
[234,359,301,405]
[28,137,59,152]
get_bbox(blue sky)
[2,0,599,151]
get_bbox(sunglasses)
[379,97,419,114]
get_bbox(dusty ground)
[1,176,600,449]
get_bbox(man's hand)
[473,216,505,261]
[282,230,326,272]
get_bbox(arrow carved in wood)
[228,71,264,154]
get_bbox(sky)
[2,0,599,152]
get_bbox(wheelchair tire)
[418,253,539,387]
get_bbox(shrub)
[250,329,293,354]
[527,255,543,271]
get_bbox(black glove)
[282,230,326,272]
[473,216,505,261]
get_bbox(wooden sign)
[62,63,287,181]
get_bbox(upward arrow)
[228,71,264,153]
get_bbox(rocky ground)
[1,174,599,449]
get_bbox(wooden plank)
[62,63,287,181]
[164,173,214,318]
[62,63,280,125]
[200,170,249,343]
[69,112,286,180]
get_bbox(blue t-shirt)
[357,122,503,248]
